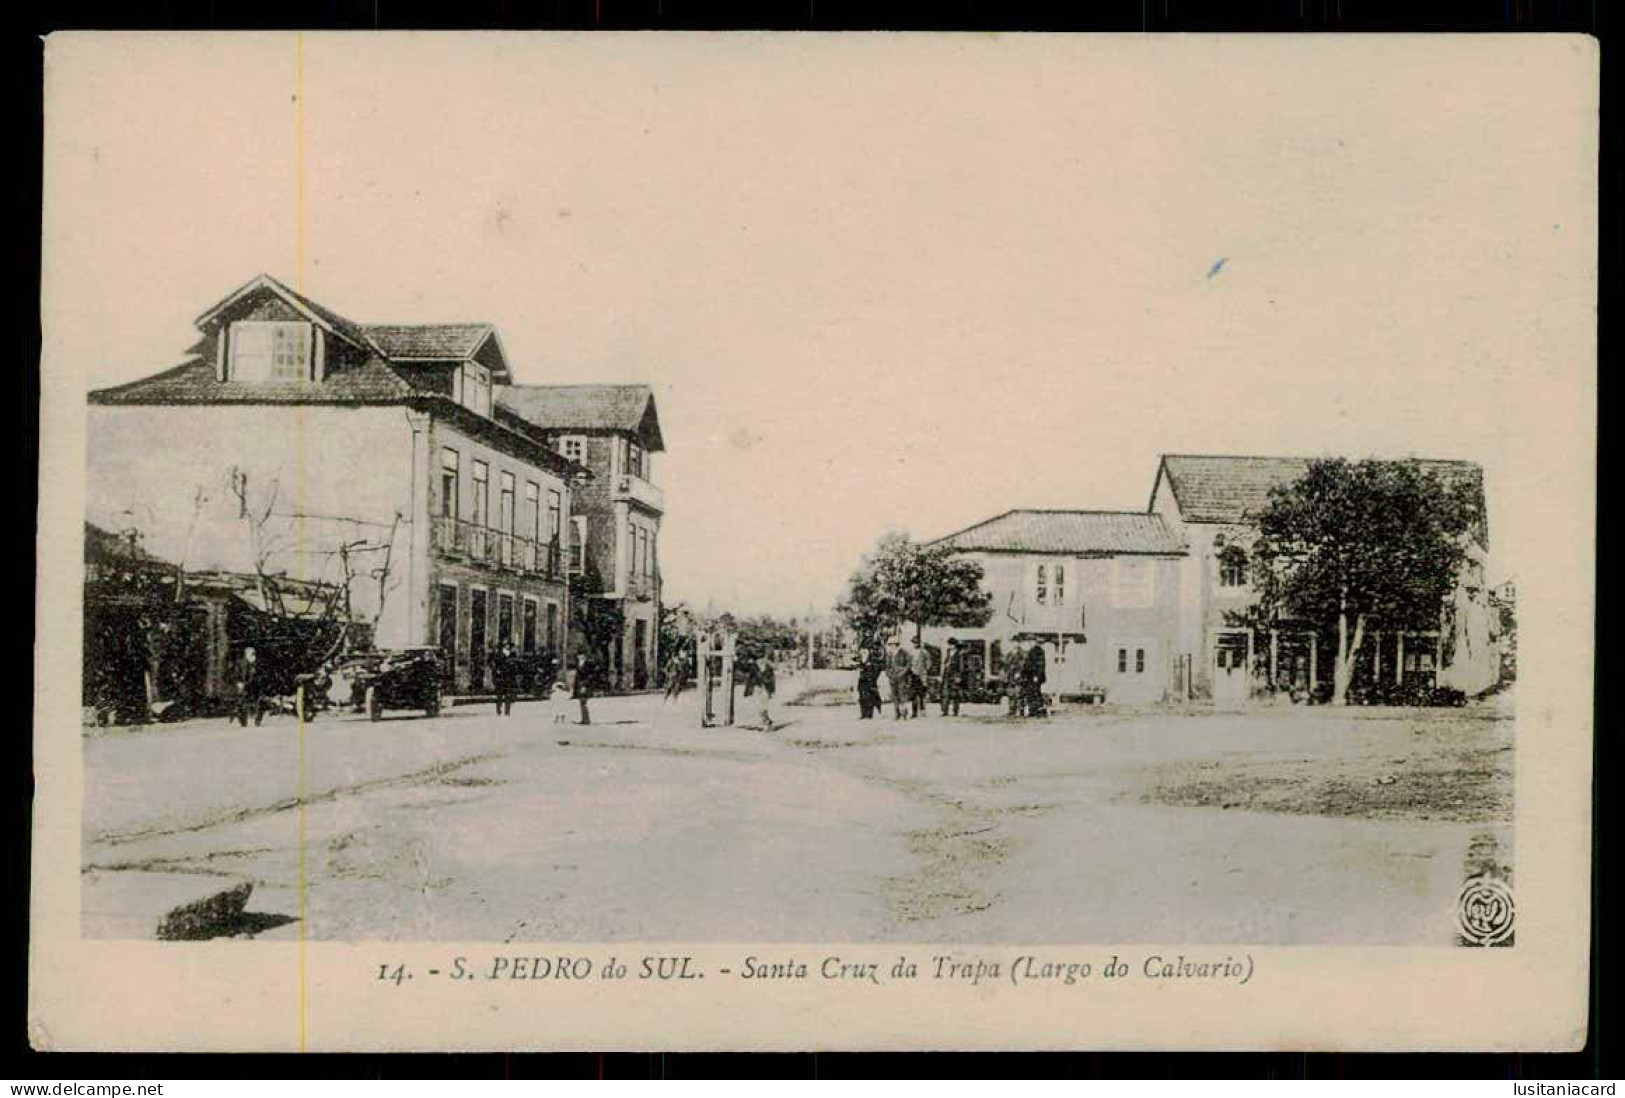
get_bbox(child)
[548,680,572,724]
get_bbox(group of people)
[1001,638,1050,718]
[491,641,594,725]
[854,635,1050,720]
[854,636,944,720]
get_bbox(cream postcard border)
[31,31,1597,1052]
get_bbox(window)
[524,481,540,542]
[230,321,311,383]
[1054,564,1066,606]
[1116,646,1147,675]
[499,472,515,535]
[546,489,562,541]
[570,516,588,573]
[1219,547,1248,589]
[522,598,538,654]
[627,439,644,479]
[1113,559,1154,608]
[1034,564,1048,606]
[439,448,460,519]
[471,461,489,527]
[558,436,586,464]
[628,522,640,581]
[459,363,492,417]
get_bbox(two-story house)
[496,384,666,692]
[922,510,1188,705]
[924,455,1496,707]
[86,274,584,695]
[1147,453,1497,701]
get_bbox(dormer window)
[229,321,312,383]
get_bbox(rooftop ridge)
[1160,451,1482,466]
[499,382,654,392]
[364,322,493,329]
[928,508,1186,555]
[998,507,1164,516]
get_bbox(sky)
[45,33,1596,616]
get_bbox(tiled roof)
[932,510,1187,556]
[196,274,374,351]
[1156,454,1486,526]
[497,384,664,450]
[363,324,493,360]
[87,356,417,405]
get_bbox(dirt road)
[81,682,1513,944]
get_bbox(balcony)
[431,516,563,580]
[612,474,665,515]
[625,573,657,602]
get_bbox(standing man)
[570,650,595,726]
[663,643,689,702]
[234,645,266,728]
[741,645,777,730]
[1002,640,1027,718]
[856,642,884,719]
[493,640,517,716]
[907,637,930,718]
[939,638,964,717]
[887,642,911,720]
[1023,640,1049,718]
[757,650,778,730]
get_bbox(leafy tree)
[666,606,804,663]
[736,614,804,658]
[569,562,624,685]
[1247,459,1480,705]
[837,532,994,644]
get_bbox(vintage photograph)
[35,32,1595,1051]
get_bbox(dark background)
[16,0,1612,1080]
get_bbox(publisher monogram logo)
[1456,874,1515,947]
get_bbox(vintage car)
[346,647,445,721]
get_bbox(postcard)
[31,31,1596,1051]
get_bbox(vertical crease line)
[294,29,309,1056]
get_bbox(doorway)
[469,588,488,692]
[437,585,458,689]
[633,619,649,689]
[1211,632,1249,705]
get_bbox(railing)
[431,516,563,579]
[612,474,665,514]
[625,573,656,601]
